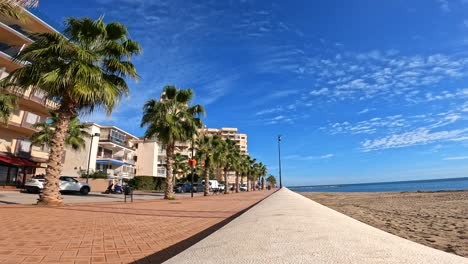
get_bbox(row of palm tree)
[0,3,268,205]
[140,85,269,199]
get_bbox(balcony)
[0,42,22,58]
[96,153,135,165]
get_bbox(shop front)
[0,156,37,187]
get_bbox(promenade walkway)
[0,190,273,263]
[166,188,468,264]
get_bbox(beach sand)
[301,191,468,257]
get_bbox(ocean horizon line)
[287,176,468,189]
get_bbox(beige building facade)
[62,123,139,179]
[0,10,58,187]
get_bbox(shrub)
[128,176,166,191]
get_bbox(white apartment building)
[62,123,138,179]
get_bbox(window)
[110,129,125,144]
[18,139,31,153]
[25,112,38,124]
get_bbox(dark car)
[173,183,193,193]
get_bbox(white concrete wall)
[135,140,158,177]
[61,124,100,177]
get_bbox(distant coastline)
[290,177,468,192]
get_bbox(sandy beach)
[301,191,468,257]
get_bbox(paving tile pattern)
[0,191,273,264]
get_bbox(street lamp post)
[86,132,100,183]
[278,135,282,188]
[190,139,195,198]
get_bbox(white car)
[25,176,91,195]
[239,184,248,191]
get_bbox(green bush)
[128,176,166,191]
[80,170,108,179]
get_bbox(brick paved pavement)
[0,190,274,264]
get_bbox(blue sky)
[36,0,468,186]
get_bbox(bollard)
[124,186,134,203]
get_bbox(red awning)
[0,156,38,167]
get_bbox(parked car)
[24,176,45,193]
[173,183,192,193]
[218,184,225,192]
[24,176,91,195]
[196,183,204,192]
[239,184,247,191]
[202,180,220,192]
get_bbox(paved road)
[165,188,468,264]
[0,190,273,263]
[0,190,204,205]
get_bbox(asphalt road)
[0,190,204,205]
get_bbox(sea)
[289,177,468,192]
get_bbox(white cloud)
[436,0,450,12]
[443,156,468,160]
[284,154,334,160]
[357,108,370,114]
[361,128,468,152]
[309,88,328,96]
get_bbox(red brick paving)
[0,190,274,264]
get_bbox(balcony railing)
[0,42,21,58]
[96,153,135,164]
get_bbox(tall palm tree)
[31,111,90,150]
[221,139,238,194]
[195,134,214,196]
[0,0,38,21]
[141,86,205,199]
[232,149,243,193]
[0,93,17,125]
[2,17,141,206]
[211,136,226,191]
[258,162,267,190]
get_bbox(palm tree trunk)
[223,168,228,194]
[235,171,239,193]
[203,159,210,196]
[246,178,250,192]
[37,104,74,206]
[165,143,175,199]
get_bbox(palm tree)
[31,111,90,150]
[266,174,277,188]
[195,134,214,196]
[141,86,205,199]
[256,162,267,190]
[0,0,38,21]
[2,17,141,206]
[232,149,243,193]
[221,139,238,194]
[172,153,188,184]
[0,93,17,125]
[211,136,226,191]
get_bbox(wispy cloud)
[436,0,450,12]
[443,156,468,160]
[361,128,468,152]
[284,154,334,160]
